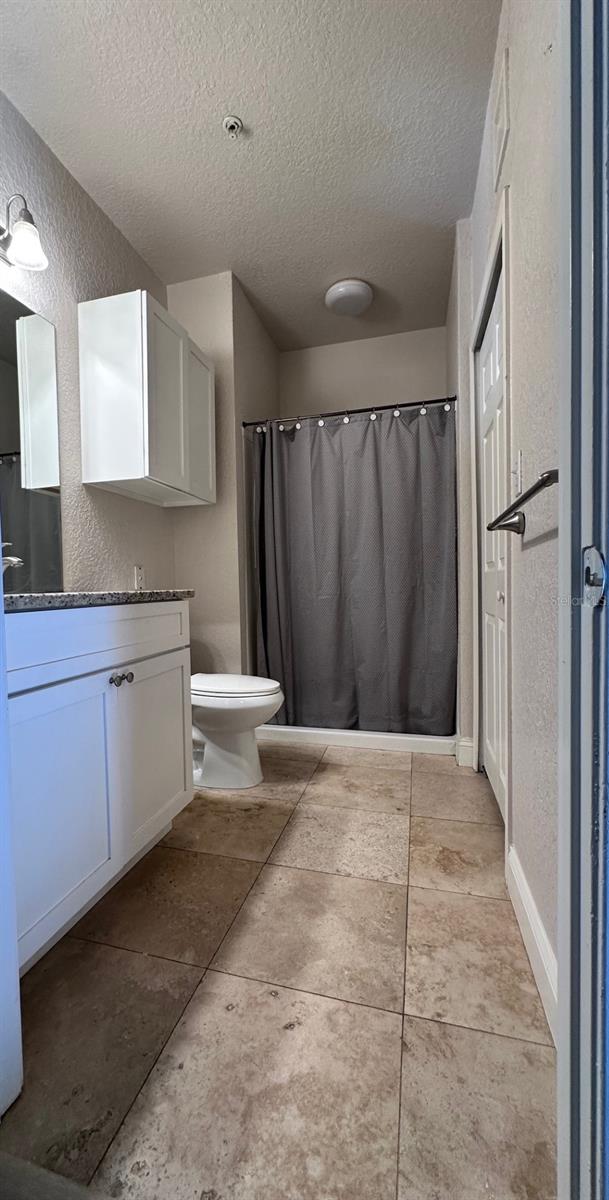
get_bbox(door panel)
[146,295,188,491]
[477,276,507,816]
[9,672,113,960]
[109,648,191,861]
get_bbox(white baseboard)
[506,846,557,1044]
[256,725,456,756]
[456,736,475,768]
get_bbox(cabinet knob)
[109,671,135,687]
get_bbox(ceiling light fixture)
[0,194,48,271]
[324,279,373,317]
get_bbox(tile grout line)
[162,839,410,886]
[85,959,205,1186]
[203,757,327,973]
[85,771,302,1187]
[395,752,413,1198]
[89,750,503,1188]
[65,931,216,972]
[410,812,502,828]
[407,882,511,902]
[398,1006,555,1050]
[207,965,404,1017]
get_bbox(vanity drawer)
[5,600,190,693]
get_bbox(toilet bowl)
[191,673,283,789]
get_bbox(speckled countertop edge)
[4,589,195,613]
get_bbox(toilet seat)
[191,673,281,699]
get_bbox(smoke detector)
[324,279,373,317]
[223,115,244,140]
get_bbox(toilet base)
[196,729,263,790]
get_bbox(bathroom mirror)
[0,288,62,593]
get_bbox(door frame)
[558,0,608,1194]
[0,514,23,1114]
[469,186,513,847]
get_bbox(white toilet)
[191,673,284,789]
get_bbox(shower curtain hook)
[295,417,302,430]
[343,411,350,424]
[370,408,377,421]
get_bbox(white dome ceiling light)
[324,279,373,317]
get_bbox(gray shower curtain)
[247,403,457,735]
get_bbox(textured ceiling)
[0,0,500,349]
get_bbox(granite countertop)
[4,589,195,613]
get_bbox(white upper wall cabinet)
[79,290,216,506]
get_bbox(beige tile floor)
[0,745,556,1199]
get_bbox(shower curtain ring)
[343,412,350,424]
[296,418,302,430]
[370,409,377,421]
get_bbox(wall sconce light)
[0,194,48,271]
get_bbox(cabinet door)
[187,340,216,502]
[9,671,115,967]
[108,648,192,862]
[145,294,188,492]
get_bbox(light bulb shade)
[6,215,48,271]
[324,279,373,317]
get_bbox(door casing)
[469,186,513,850]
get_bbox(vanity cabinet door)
[108,647,192,863]
[9,671,115,968]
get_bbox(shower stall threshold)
[256,724,458,759]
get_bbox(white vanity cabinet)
[6,600,193,970]
[79,290,215,507]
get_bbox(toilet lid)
[191,672,282,698]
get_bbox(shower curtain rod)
[242,395,457,428]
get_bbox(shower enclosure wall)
[245,398,457,740]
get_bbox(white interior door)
[477,275,508,817]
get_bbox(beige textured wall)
[0,92,174,590]
[446,220,474,743]
[168,273,279,674]
[279,326,447,417]
[469,0,560,948]
[232,279,280,670]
